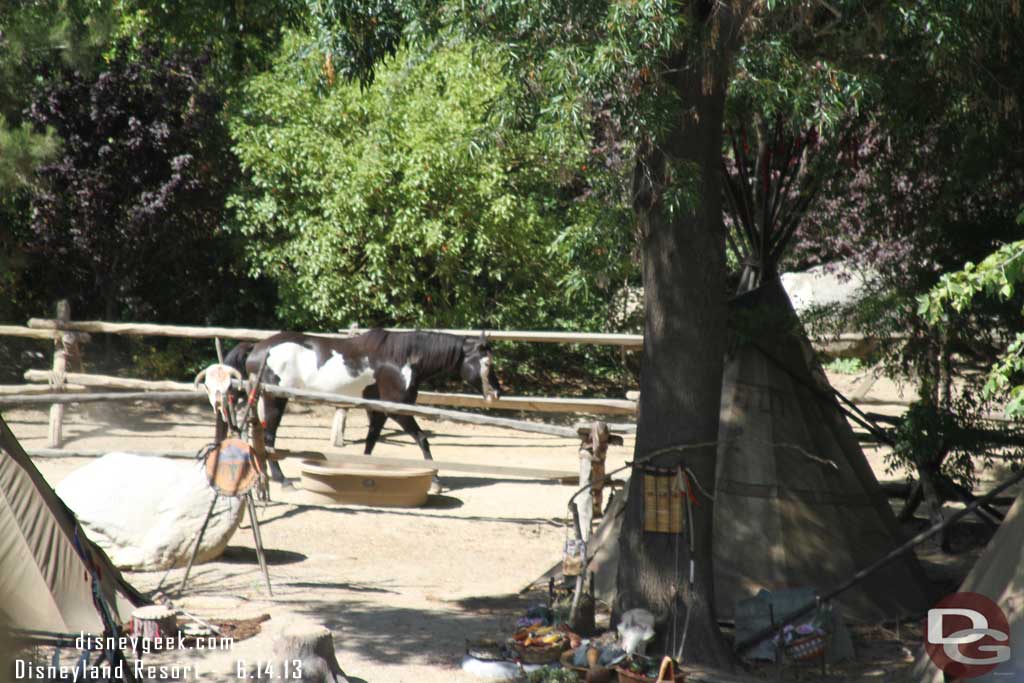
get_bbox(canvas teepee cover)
[912,493,1024,681]
[712,278,931,622]
[587,279,930,624]
[0,413,144,635]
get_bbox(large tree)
[616,3,751,666]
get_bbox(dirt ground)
[6,368,1018,683]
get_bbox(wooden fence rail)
[20,370,639,415]
[0,386,591,439]
[0,324,62,341]
[26,318,646,347]
[5,312,879,450]
[23,317,873,349]
[0,384,87,395]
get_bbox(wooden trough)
[298,459,437,507]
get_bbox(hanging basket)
[642,468,685,534]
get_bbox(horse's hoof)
[429,478,444,495]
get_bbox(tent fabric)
[0,413,144,635]
[587,278,931,624]
[913,494,1024,682]
[712,278,931,622]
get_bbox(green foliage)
[884,389,1024,489]
[0,121,58,190]
[127,338,211,381]
[824,357,862,375]
[228,35,631,331]
[887,400,976,490]
[729,35,867,136]
[920,210,1024,418]
[0,1,114,309]
[988,333,1024,418]
[109,0,301,82]
[919,229,1024,324]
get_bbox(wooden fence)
[1,302,649,450]
[1,300,876,449]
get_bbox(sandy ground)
[9,399,634,683]
[6,368,1017,682]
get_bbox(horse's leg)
[389,414,433,461]
[261,396,290,484]
[363,410,387,455]
[389,413,441,494]
[375,372,441,493]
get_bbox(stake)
[247,493,273,596]
[568,501,585,622]
[238,355,269,440]
[179,494,220,593]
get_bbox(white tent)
[913,493,1024,682]
[0,413,144,636]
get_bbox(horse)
[225,329,502,488]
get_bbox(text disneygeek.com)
[12,632,235,681]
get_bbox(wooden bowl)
[298,460,436,507]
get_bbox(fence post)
[47,301,70,447]
[330,409,348,447]
[46,301,85,448]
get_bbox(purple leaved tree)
[27,42,238,323]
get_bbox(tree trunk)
[613,4,746,670]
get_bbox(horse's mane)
[359,328,464,375]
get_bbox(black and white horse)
[225,329,502,486]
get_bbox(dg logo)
[925,592,1012,679]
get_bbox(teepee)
[586,280,931,624]
[912,493,1024,682]
[711,278,931,622]
[0,413,145,636]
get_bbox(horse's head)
[461,332,502,402]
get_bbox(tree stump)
[266,620,350,683]
[130,605,179,653]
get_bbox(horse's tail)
[223,341,254,376]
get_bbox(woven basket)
[615,657,685,682]
[511,639,568,664]
[784,634,826,662]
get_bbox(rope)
[566,434,840,512]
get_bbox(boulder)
[780,261,875,315]
[55,453,244,571]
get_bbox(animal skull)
[194,364,242,423]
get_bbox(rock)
[55,453,244,571]
[780,261,875,315]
